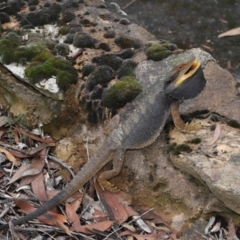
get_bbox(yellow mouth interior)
[175,61,201,86]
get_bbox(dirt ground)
[106,0,240,78]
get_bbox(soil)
[105,0,240,77]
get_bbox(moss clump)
[14,44,45,63]
[114,36,142,49]
[58,26,69,35]
[86,65,114,91]
[101,76,142,108]
[73,32,97,48]
[54,43,70,57]
[117,48,135,59]
[0,38,21,64]
[92,55,123,71]
[168,143,192,155]
[25,56,78,89]
[210,113,219,122]
[57,71,77,90]
[4,32,22,43]
[32,50,53,63]
[145,40,178,61]
[188,138,201,144]
[227,119,240,129]
[117,60,137,79]
[82,64,96,78]
[175,144,192,154]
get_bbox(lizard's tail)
[0,144,115,230]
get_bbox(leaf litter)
[1,110,240,240]
[0,108,184,239]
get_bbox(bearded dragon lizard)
[0,50,206,230]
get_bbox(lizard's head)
[163,57,206,100]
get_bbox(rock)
[169,114,240,214]
[1,0,240,234]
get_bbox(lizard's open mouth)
[164,60,206,100]
[184,61,200,75]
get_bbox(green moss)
[145,40,178,61]
[14,44,45,63]
[114,36,141,49]
[25,64,47,83]
[57,71,78,90]
[188,138,201,144]
[86,65,114,91]
[32,50,53,63]
[25,56,78,89]
[209,113,219,122]
[92,55,122,71]
[82,64,95,77]
[101,76,142,108]
[227,119,240,129]
[0,38,21,64]
[168,143,192,156]
[176,144,192,152]
[58,26,69,35]
[168,143,177,152]
[117,60,137,79]
[4,32,22,43]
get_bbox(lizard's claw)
[98,175,120,192]
[178,121,202,133]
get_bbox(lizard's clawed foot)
[97,175,120,192]
[182,121,202,132]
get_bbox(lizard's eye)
[177,64,184,71]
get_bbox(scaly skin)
[0,51,206,230]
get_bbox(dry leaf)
[227,219,239,239]
[0,146,20,166]
[120,230,167,240]
[31,173,48,202]
[75,220,113,234]
[18,174,39,189]
[14,131,19,144]
[210,221,221,233]
[14,200,67,226]
[69,196,83,212]
[22,150,46,177]
[93,208,109,222]
[102,190,129,224]
[218,27,240,38]
[139,208,166,225]
[201,44,214,52]
[209,123,221,145]
[8,150,28,158]
[7,164,30,185]
[13,127,55,145]
[26,144,48,155]
[65,202,82,232]
[0,116,9,127]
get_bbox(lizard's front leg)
[98,148,125,192]
[170,101,201,132]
